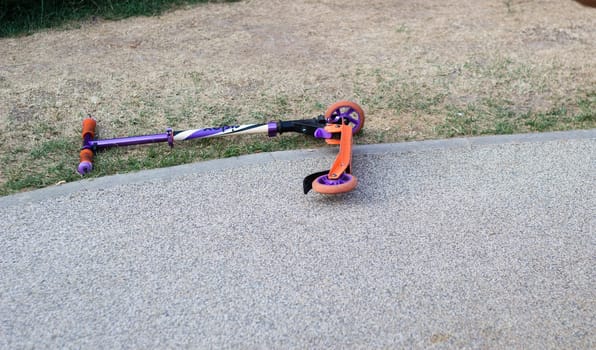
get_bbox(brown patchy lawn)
[0,0,594,194]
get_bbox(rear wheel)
[312,173,358,194]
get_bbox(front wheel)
[312,173,358,194]
[324,101,365,135]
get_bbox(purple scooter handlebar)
[78,119,331,175]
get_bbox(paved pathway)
[1,130,595,348]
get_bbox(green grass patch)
[355,69,447,115]
[436,93,595,138]
[0,0,239,37]
[1,138,82,196]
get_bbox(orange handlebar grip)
[82,117,96,139]
[79,148,93,163]
[78,149,94,175]
[79,118,96,175]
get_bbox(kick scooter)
[79,101,364,194]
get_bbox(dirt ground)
[0,0,594,191]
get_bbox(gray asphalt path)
[1,130,595,349]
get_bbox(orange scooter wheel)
[325,101,365,135]
[312,173,358,194]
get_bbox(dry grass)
[0,0,594,194]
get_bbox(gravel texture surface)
[1,131,595,348]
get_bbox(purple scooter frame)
[79,101,365,194]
